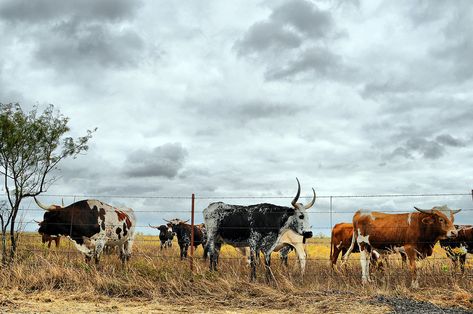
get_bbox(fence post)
[190,193,195,272]
[330,196,333,233]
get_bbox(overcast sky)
[0,0,472,235]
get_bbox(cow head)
[288,178,315,239]
[414,206,460,239]
[35,197,68,236]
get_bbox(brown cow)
[330,223,358,267]
[343,206,460,288]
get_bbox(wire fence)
[1,190,473,275]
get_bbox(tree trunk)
[1,227,6,266]
[9,202,19,263]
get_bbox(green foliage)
[0,103,95,198]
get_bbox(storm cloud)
[125,143,188,179]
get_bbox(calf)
[236,229,308,275]
[440,225,473,272]
[42,233,61,248]
[149,224,175,249]
[343,206,460,288]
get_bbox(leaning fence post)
[190,193,195,271]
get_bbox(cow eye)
[439,218,444,223]
[299,214,304,219]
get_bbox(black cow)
[204,178,315,281]
[149,224,175,249]
[440,224,473,272]
[165,219,207,260]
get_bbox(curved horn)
[163,219,171,223]
[149,224,159,229]
[414,206,433,214]
[291,177,301,208]
[304,188,316,209]
[33,219,41,224]
[34,197,52,211]
[451,208,462,214]
[183,219,189,224]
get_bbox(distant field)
[0,233,471,313]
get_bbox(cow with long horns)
[149,224,175,249]
[343,205,460,288]
[164,219,207,260]
[203,178,315,281]
[35,197,136,264]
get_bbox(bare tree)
[0,103,95,263]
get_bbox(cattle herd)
[33,179,472,288]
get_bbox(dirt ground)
[1,291,470,314]
[0,290,393,314]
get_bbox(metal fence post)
[330,196,333,234]
[190,193,195,271]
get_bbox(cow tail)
[342,227,356,263]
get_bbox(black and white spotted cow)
[35,197,136,264]
[203,178,315,281]
[149,224,175,249]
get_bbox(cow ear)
[422,217,434,225]
[287,208,295,216]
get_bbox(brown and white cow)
[236,229,308,275]
[35,197,136,264]
[343,206,460,288]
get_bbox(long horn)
[34,197,52,211]
[33,219,41,224]
[451,208,462,214]
[414,206,433,214]
[163,219,171,223]
[183,219,189,224]
[304,188,316,209]
[61,198,64,207]
[149,224,159,229]
[291,177,301,208]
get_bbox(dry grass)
[0,233,471,312]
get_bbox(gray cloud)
[387,133,468,161]
[0,0,141,23]
[35,21,144,70]
[265,47,344,81]
[436,134,466,147]
[0,0,146,76]
[235,0,345,81]
[125,143,188,178]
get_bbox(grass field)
[0,233,471,313]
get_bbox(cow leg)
[331,246,342,269]
[249,247,257,281]
[359,243,371,284]
[94,239,107,265]
[460,254,466,273]
[404,246,419,288]
[293,243,306,276]
[264,252,274,283]
[279,246,290,267]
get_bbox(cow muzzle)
[447,229,458,238]
[302,231,313,243]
